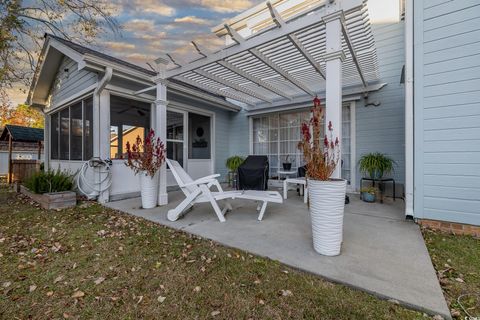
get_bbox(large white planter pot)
[140,172,159,209]
[308,179,347,256]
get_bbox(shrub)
[24,168,74,194]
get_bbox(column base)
[158,193,168,206]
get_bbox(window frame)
[49,95,93,162]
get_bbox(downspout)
[405,0,414,218]
[94,67,113,151]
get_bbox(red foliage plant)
[298,96,341,181]
[125,129,166,178]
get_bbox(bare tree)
[0,0,119,101]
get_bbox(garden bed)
[20,185,76,210]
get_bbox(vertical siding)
[414,0,480,225]
[50,56,97,108]
[355,21,406,192]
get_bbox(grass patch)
[423,228,480,318]
[0,192,425,319]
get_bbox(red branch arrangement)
[298,96,341,181]
[125,129,166,178]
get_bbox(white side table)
[278,170,296,179]
[283,178,308,203]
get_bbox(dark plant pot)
[371,170,383,180]
[362,192,376,203]
[282,163,292,170]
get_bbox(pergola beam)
[194,69,272,103]
[225,24,315,96]
[191,41,292,100]
[267,2,326,80]
[340,17,367,87]
[164,1,364,78]
[176,76,256,106]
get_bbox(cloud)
[124,19,156,33]
[195,0,255,13]
[142,1,175,16]
[103,41,136,50]
[174,16,211,25]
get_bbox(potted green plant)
[125,129,166,209]
[225,156,244,188]
[358,152,395,180]
[298,96,346,256]
[360,187,377,203]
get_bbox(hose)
[77,157,112,199]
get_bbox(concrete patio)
[105,189,450,318]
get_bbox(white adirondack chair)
[166,159,283,222]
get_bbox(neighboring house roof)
[0,125,44,143]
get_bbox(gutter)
[405,0,414,218]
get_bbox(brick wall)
[418,219,480,238]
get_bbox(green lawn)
[0,189,469,319]
[423,228,480,318]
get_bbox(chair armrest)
[182,174,221,187]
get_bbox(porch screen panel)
[59,108,70,160]
[50,113,59,160]
[167,110,184,167]
[83,98,93,160]
[70,102,83,160]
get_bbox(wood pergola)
[143,0,380,205]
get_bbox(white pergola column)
[323,11,346,179]
[154,57,170,206]
[97,90,110,203]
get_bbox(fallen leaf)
[54,276,64,284]
[29,285,37,292]
[2,282,11,288]
[137,295,143,304]
[63,313,70,319]
[94,277,105,285]
[259,299,265,305]
[46,291,54,297]
[211,310,221,316]
[157,296,166,303]
[193,286,201,292]
[388,299,399,305]
[72,290,85,298]
[279,289,292,297]
[454,278,464,283]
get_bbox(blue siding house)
[413,0,480,227]
[27,0,479,229]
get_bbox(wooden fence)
[11,160,40,183]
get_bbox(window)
[70,102,83,160]
[83,98,93,160]
[109,95,151,159]
[252,106,352,183]
[59,108,70,160]
[50,113,59,160]
[188,113,211,160]
[49,96,93,161]
[167,110,185,166]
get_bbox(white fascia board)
[83,54,154,85]
[248,82,386,114]
[48,39,84,64]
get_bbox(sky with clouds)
[8,0,264,105]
